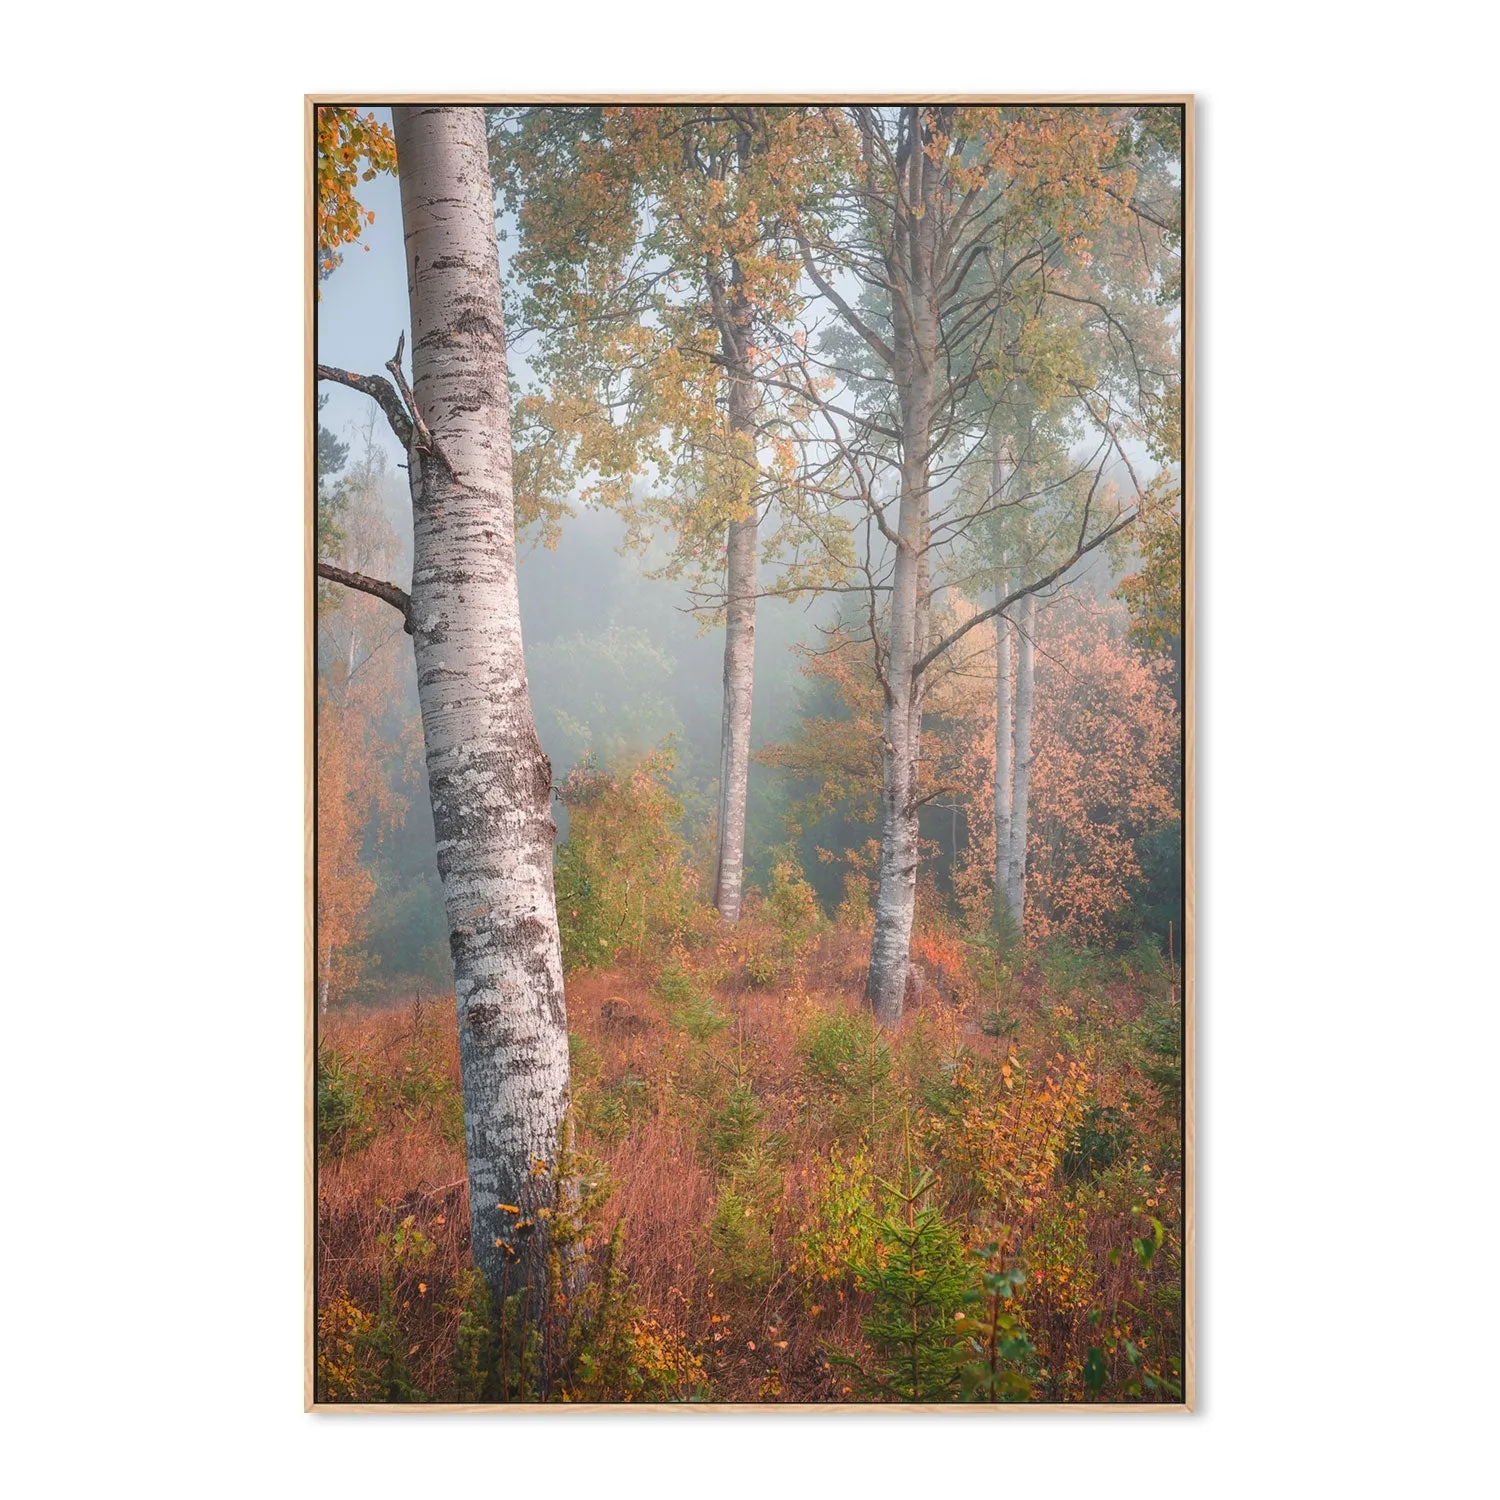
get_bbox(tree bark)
[994,583,1014,922]
[711,355,757,923]
[1006,591,1037,929]
[866,118,938,1026]
[392,105,572,1307]
[990,439,1015,925]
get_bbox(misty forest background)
[315,103,1184,1405]
[319,433,1182,1000]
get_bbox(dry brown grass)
[315,915,1183,1403]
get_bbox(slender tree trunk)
[991,438,1015,923]
[1006,591,1037,930]
[866,128,936,1025]
[712,357,757,923]
[393,105,572,1306]
[866,582,923,1027]
[865,430,928,1025]
[994,581,1013,921]
[320,938,333,1015]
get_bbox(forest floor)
[315,915,1184,1404]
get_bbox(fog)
[315,107,1168,993]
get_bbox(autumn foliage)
[313,103,1185,1405]
[950,598,1181,944]
[315,900,1184,1403]
[315,106,397,279]
[765,592,1180,948]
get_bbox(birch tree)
[991,446,1015,923]
[776,104,1176,1023]
[316,105,572,1306]
[493,105,842,922]
[1007,590,1037,924]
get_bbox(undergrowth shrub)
[965,904,1023,1008]
[1086,1214,1184,1402]
[764,853,824,969]
[1022,1202,1097,1322]
[840,1120,971,1402]
[835,869,873,930]
[572,1224,708,1401]
[316,1003,461,1161]
[697,1062,784,1297]
[555,749,708,970]
[371,1216,435,1402]
[657,957,728,1041]
[445,1268,492,1402]
[316,1290,377,1401]
[706,1127,785,1297]
[707,1180,778,1295]
[799,1008,893,1137]
[955,1248,1036,1402]
[922,1048,1092,1223]
[1063,1102,1132,1182]
[316,1048,375,1158]
[1038,935,1110,999]
[793,1146,878,1299]
[727,855,825,988]
[1134,989,1184,1118]
[579,1070,650,1145]
[701,1080,764,1166]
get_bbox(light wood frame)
[305,93,1195,1413]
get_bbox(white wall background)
[5,4,1495,1495]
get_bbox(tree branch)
[796,233,897,369]
[315,364,413,451]
[316,562,413,633]
[909,785,956,812]
[1104,183,1178,235]
[911,508,1136,679]
[384,331,441,462]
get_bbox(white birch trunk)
[994,584,1014,922]
[1006,591,1037,930]
[991,439,1015,924]
[392,106,572,1305]
[866,562,923,1028]
[866,139,937,1026]
[711,364,757,923]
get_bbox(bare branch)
[1104,182,1178,235]
[909,785,956,812]
[316,363,413,451]
[911,508,1136,679]
[796,233,897,369]
[316,562,413,633]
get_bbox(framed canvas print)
[308,96,1193,1410]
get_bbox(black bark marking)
[465,999,504,1029]
[534,749,553,808]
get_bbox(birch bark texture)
[1006,591,1038,928]
[864,149,939,1027]
[711,351,758,923]
[994,586,1014,921]
[393,105,572,1300]
[991,439,1015,924]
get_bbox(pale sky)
[316,109,411,474]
